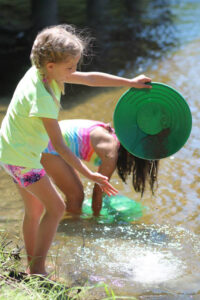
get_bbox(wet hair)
[116,144,159,196]
[30,24,89,106]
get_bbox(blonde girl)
[0,24,151,276]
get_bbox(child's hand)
[130,74,152,89]
[91,172,118,196]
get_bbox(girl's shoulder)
[16,66,45,97]
[90,125,118,148]
[91,128,119,161]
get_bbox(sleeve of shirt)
[29,95,59,119]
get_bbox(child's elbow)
[53,141,66,156]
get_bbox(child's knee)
[56,199,66,217]
[46,196,66,219]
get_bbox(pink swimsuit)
[44,119,118,166]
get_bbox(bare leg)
[41,153,84,215]
[20,175,65,275]
[17,185,44,266]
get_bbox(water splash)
[56,223,200,293]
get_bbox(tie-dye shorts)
[0,163,46,187]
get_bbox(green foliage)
[103,284,137,299]
[0,0,31,29]
[58,0,87,26]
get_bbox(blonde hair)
[30,24,87,107]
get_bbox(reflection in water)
[0,0,181,95]
[86,0,176,73]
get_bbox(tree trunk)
[31,0,58,37]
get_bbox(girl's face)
[46,55,81,82]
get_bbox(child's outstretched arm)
[65,73,152,89]
[41,118,118,196]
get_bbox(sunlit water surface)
[0,1,200,299]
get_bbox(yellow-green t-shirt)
[0,66,61,168]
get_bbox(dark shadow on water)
[58,218,171,246]
[0,0,177,100]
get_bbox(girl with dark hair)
[117,144,159,196]
[42,119,159,216]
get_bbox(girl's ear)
[46,62,55,72]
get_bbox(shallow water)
[1,0,200,299]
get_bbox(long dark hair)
[116,144,159,196]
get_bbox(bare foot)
[26,267,48,277]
